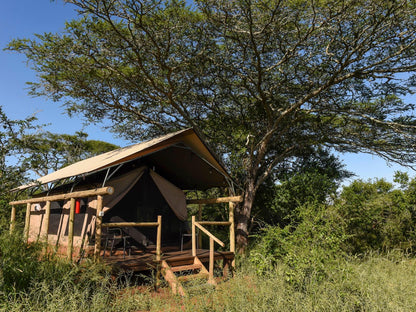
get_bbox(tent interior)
[102,168,188,247]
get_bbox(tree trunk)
[235,178,256,253]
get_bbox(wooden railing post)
[23,203,31,243]
[155,215,162,289]
[156,215,162,262]
[229,201,235,268]
[94,195,103,261]
[43,201,51,242]
[67,198,76,261]
[10,205,16,234]
[209,237,214,284]
[192,215,196,257]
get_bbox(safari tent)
[26,166,193,251]
[9,128,242,294]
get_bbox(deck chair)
[102,227,131,259]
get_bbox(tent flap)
[88,166,146,212]
[149,170,187,221]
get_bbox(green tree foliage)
[8,0,416,248]
[0,106,38,193]
[0,107,40,224]
[249,174,416,289]
[338,177,416,253]
[16,131,119,178]
[253,148,352,227]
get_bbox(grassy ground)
[1,251,416,312]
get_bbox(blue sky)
[1,0,414,184]
[0,0,129,147]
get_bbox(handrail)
[102,221,159,227]
[9,187,115,263]
[191,215,230,284]
[187,195,243,205]
[197,221,232,226]
[186,196,238,270]
[9,187,114,205]
[194,222,225,247]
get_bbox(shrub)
[338,179,416,254]
[249,203,347,289]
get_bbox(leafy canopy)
[7,0,416,188]
[15,131,119,178]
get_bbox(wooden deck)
[102,247,234,272]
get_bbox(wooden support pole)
[156,215,162,262]
[9,206,16,234]
[67,198,76,261]
[155,215,162,289]
[23,203,31,243]
[192,215,196,257]
[229,201,235,268]
[209,237,214,284]
[43,201,51,242]
[94,195,103,261]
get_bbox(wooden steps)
[171,263,202,273]
[161,256,215,296]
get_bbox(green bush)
[0,230,123,311]
[338,178,416,254]
[0,231,46,292]
[249,203,347,289]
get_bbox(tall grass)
[1,229,416,311]
[173,254,416,312]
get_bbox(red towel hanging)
[75,199,81,214]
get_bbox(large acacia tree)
[8,0,416,249]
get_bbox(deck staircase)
[161,256,215,296]
[160,214,238,296]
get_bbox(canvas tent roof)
[14,128,231,191]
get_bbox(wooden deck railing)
[191,215,232,283]
[187,195,243,269]
[100,216,162,262]
[9,186,115,261]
